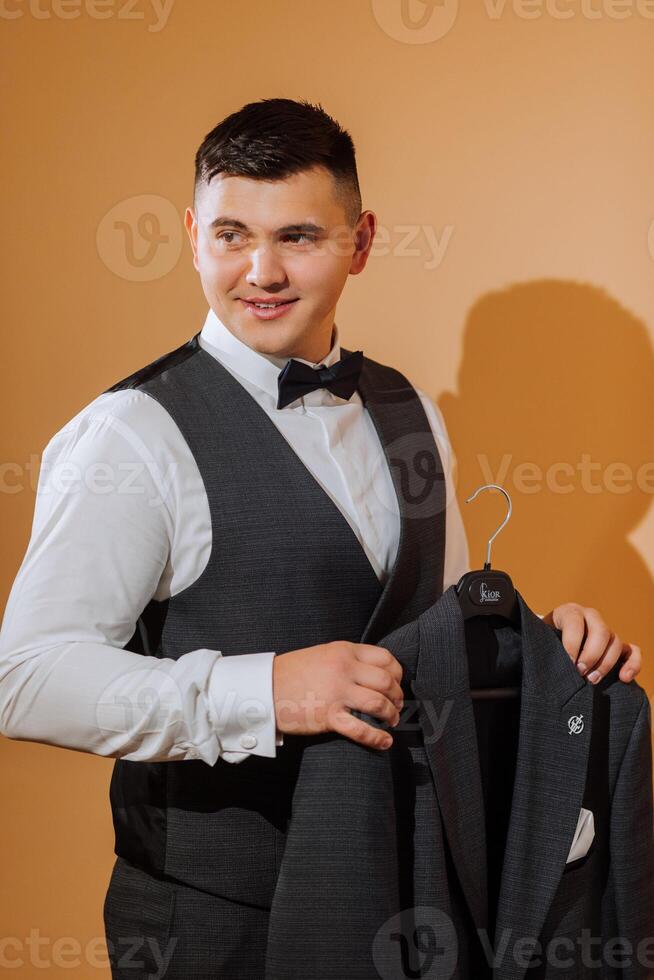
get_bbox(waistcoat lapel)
[341,346,447,644]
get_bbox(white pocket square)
[566,807,595,863]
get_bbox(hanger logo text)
[479,582,502,603]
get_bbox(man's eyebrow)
[209,216,327,234]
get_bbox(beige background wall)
[1,0,653,974]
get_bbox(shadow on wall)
[439,279,654,672]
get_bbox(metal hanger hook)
[464,484,513,568]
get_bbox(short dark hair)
[193,98,362,227]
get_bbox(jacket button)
[240,734,257,749]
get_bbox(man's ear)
[349,211,377,276]
[184,207,199,270]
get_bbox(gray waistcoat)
[102,330,446,906]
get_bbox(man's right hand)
[272,642,405,751]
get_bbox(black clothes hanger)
[456,484,521,700]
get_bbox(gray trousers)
[103,857,270,980]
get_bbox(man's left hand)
[541,603,641,684]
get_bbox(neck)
[288,324,335,364]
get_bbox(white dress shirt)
[0,309,470,766]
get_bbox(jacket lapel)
[413,586,490,939]
[493,593,594,980]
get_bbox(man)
[0,97,643,978]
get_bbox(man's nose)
[245,244,287,288]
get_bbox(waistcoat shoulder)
[104,333,201,393]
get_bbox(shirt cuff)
[206,650,279,762]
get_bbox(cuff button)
[240,734,257,749]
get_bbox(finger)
[329,706,394,751]
[618,643,642,682]
[585,633,622,684]
[558,606,587,665]
[356,645,404,684]
[574,608,611,676]
[351,662,405,709]
[345,684,401,728]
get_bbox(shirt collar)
[198,307,342,401]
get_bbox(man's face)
[185,165,376,362]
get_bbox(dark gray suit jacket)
[264,585,654,980]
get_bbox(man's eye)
[215,231,315,245]
[216,231,242,244]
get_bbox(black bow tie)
[276,349,364,410]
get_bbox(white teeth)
[248,301,293,308]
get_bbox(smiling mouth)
[238,298,300,320]
[240,299,299,309]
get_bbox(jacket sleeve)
[607,691,654,977]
